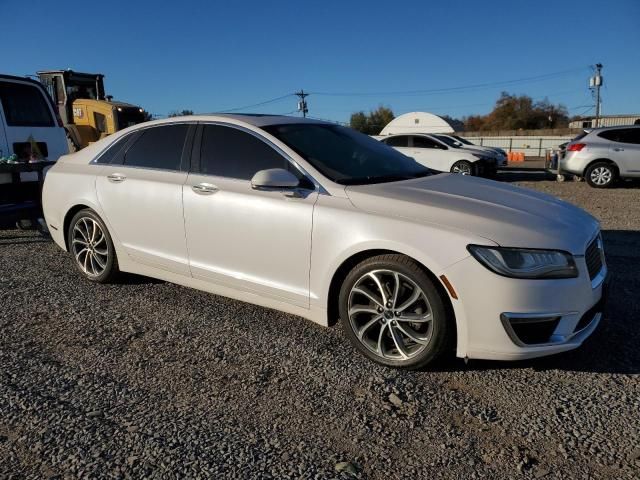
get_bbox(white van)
[0,74,68,183]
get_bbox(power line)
[309,66,589,98]
[218,94,294,113]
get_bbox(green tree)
[462,92,568,131]
[168,109,194,117]
[440,115,465,132]
[349,106,395,135]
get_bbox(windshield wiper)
[341,172,430,185]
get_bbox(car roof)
[142,113,331,128]
[588,124,640,132]
[0,73,48,89]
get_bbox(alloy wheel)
[348,269,434,361]
[71,217,109,277]
[452,162,472,175]
[590,167,612,186]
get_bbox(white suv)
[561,126,640,188]
[0,74,68,182]
[379,134,496,176]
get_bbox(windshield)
[453,135,473,146]
[433,135,462,148]
[262,123,431,185]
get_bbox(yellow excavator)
[37,70,148,151]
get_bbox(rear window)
[384,136,409,147]
[0,81,54,127]
[123,124,188,170]
[598,128,640,144]
[572,130,589,142]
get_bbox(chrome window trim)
[89,121,198,166]
[196,120,326,194]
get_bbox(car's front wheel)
[67,209,119,283]
[339,254,453,369]
[450,160,474,176]
[585,162,616,188]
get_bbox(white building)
[569,114,640,129]
[380,112,454,135]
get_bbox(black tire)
[484,166,498,179]
[585,162,616,188]
[339,254,453,369]
[450,160,474,176]
[67,209,119,283]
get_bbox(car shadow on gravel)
[437,229,640,376]
[496,169,554,183]
[0,233,50,246]
[118,272,165,285]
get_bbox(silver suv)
[561,125,640,188]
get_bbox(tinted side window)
[384,136,409,147]
[200,125,288,179]
[124,125,188,170]
[0,81,54,127]
[598,129,624,142]
[619,128,640,145]
[96,134,132,164]
[412,136,440,149]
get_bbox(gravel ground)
[1,174,639,479]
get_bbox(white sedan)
[43,115,607,369]
[378,133,497,176]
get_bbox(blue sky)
[3,0,639,122]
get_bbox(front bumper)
[442,251,607,361]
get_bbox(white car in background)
[379,133,496,176]
[43,114,607,369]
[436,134,507,166]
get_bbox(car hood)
[345,173,599,254]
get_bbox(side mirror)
[251,168,300,189]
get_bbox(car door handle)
[192,183,219,195]
[107,173,126,183]
[613,147,624,152]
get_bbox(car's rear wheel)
[450,160,474,176]
[585,162,616,188]
[339,254,452,369]
[68,209,119,283]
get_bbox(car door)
[183,123,318,307]
[410,135,451,172]
[610,128,640,176]
[95,123,194,275]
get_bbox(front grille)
[585,236,603,280]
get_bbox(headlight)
[467,245,578,279]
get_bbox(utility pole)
[590,63,603,127]
[295,90,309,118]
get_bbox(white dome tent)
[380,112,454,135]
